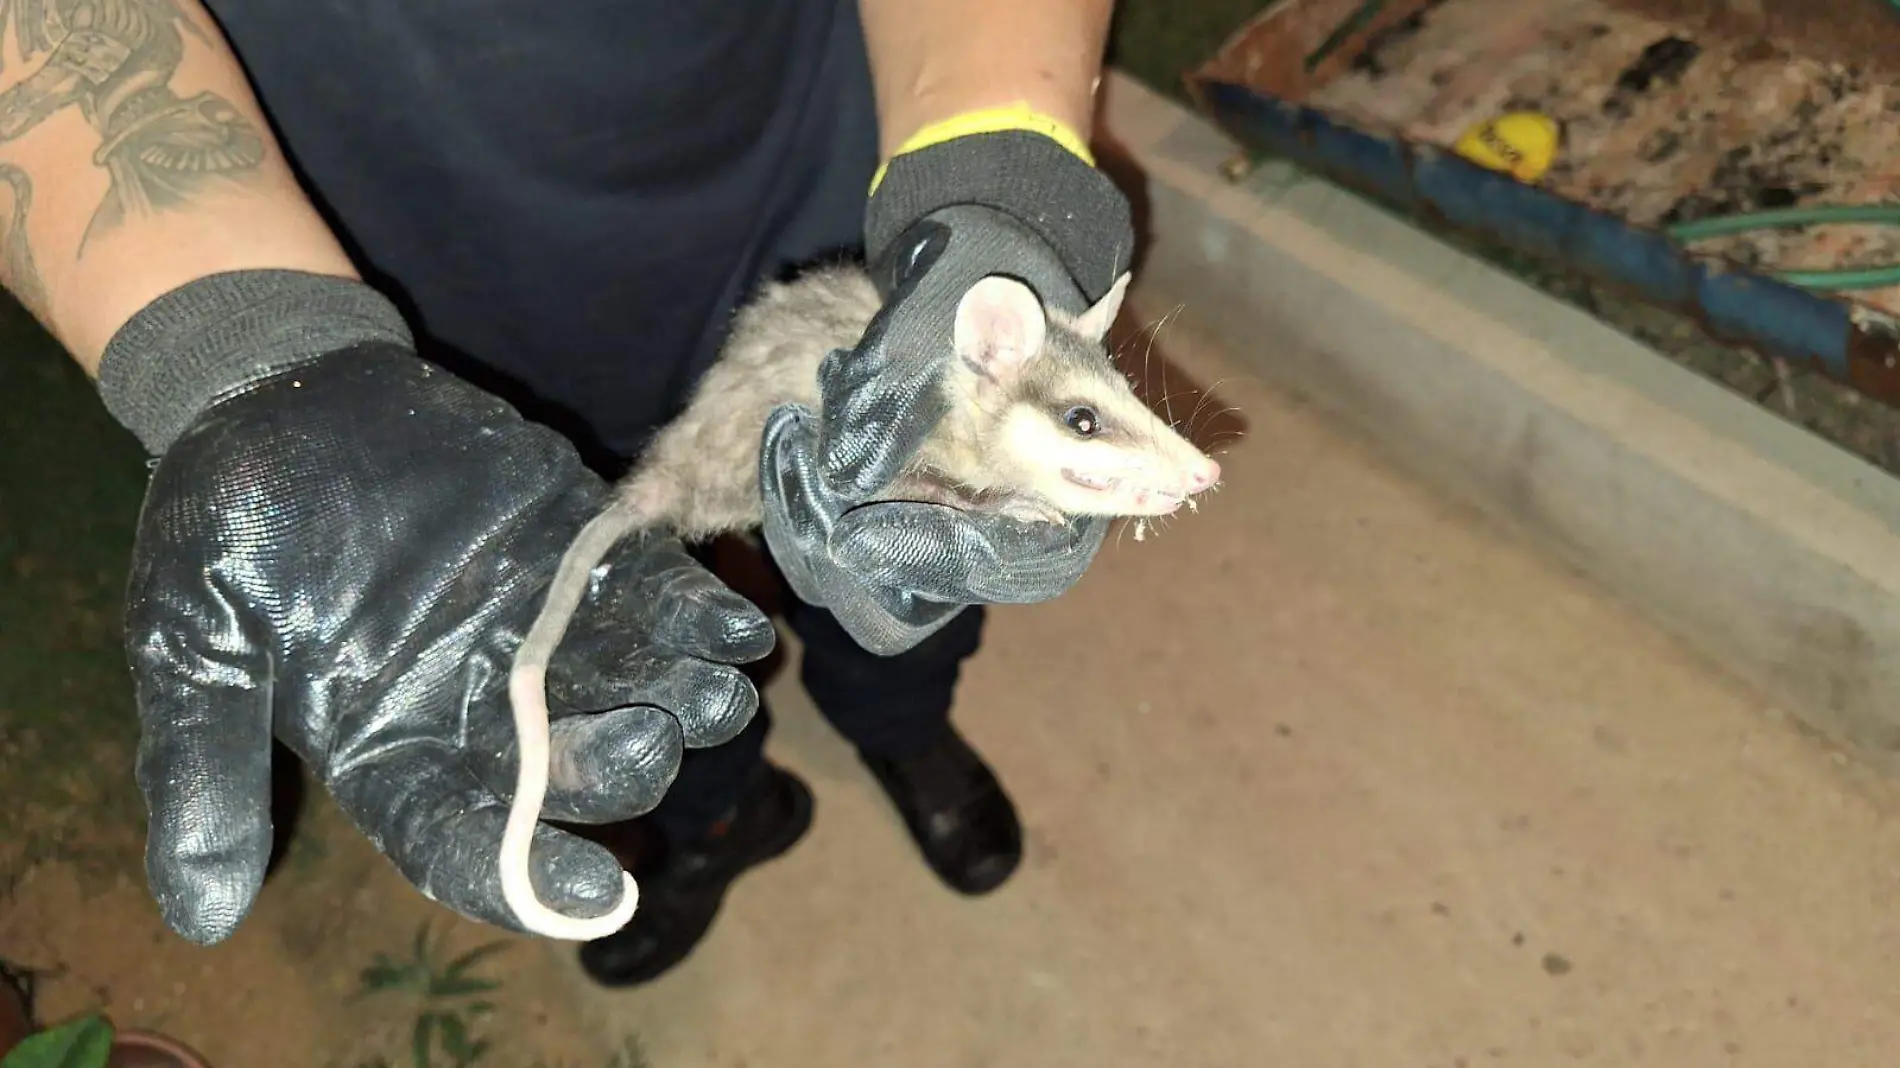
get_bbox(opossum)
[503,263,1222,940]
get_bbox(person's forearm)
[856,0,1115,160]
[0,0,358,375]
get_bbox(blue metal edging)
[1192,78,1900,404]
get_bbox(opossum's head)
[947,272,1221,518]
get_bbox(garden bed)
[1181,0,1900,473]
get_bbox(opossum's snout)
[1053,427,1220,516]
[1065,451,1221,516]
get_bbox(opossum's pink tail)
[501,483,669,940]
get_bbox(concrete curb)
[1097,71,1900,765]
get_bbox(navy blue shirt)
[203,0,879,464]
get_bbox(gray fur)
[513,262,1060,684]
[503,260,1216,936]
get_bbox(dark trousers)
[645,554,988,843]
[620,0,987,845]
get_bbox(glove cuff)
[97,269,415,455]
[868,102,1097,191]
[864,109,1134,303]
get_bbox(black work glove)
[95,271,775,944]
[758,126,1136,656]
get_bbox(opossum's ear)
[954,275,1047,383]
[1069,272,1131,343]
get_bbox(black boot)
[576,761,814,987]
[860,727,1022,896]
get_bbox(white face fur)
[951,273,1222,518]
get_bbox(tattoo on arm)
[0,163,47,314]
[0,0,267,308]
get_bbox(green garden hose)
[1659,0,1900,292]
[1664,203,1900,292]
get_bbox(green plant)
[0,1013,113,1068]
[350,922,510,1068]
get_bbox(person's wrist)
[869,101,1097,193]
[863,101,1134,303]
[96,269,415,456]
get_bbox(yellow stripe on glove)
[870,101,1096,195]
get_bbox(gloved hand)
[759,113,1137,656]
[95,270,776,945]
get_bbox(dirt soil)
[12,275,1900,1063]
[0,798,640,1068]
[1611,0,1900,78]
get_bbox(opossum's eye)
[1062,406,1099,437]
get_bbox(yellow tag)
[1452,112,1559,183]
[869,101,1095,195]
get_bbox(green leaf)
[410,1013,436,1068]
[439,942,509,984]
[434,1014,471,1062]
[356,958,415,994]
[1,1013,115,1068]
[424,975,499,999]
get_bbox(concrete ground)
[547,290,1900,1067]
[8,282,1900,1066]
